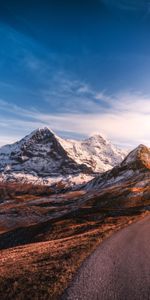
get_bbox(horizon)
[1,1,150,147]
[0,125,140,150]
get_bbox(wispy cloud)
[1,90,150,148]
[42,73,109,114]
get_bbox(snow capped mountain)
[86,144,150,190]
[59,134,126,173]
[0,127,127,186]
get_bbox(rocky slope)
[86,144,150,190]
[0,127,126,186]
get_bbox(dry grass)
[0,212,148,300]
[0,182,53,201]
[0,181,149,299]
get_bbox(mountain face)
[0,127,126,186]
[87,144,150,190]
[59,134,126,172]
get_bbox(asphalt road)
[62,215,150,300]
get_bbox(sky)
[1,0,150,148]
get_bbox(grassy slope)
[0,182,149,299]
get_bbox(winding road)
[62,215,150,300]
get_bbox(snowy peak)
[0,128,127,186]
[0,127,55,153]
[59,133,127,173]
[20,127,55,144]
[85,134,108,145]
[0,127,92,178]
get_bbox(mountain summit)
[121,144,150,170]
[58,133,127,172]
[0,128,127,186]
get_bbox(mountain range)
[0,127,127,186]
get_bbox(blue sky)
[1,0,150,147]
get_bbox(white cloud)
[42,74,110,116]
[1,91,150,148]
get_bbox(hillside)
[86,144,150,190]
